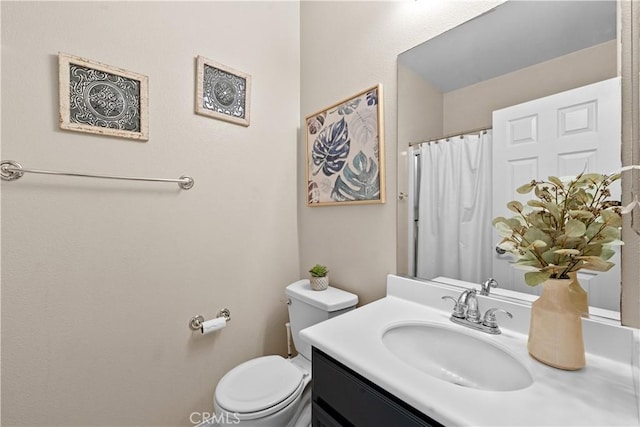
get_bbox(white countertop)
[300,275,640,426]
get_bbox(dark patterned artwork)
[69,64,141,132]
[59,53,149,141]
[196,56,251,126]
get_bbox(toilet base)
[204,387,310,427]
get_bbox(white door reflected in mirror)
[491,77,621,311]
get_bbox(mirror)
[397,1,621,320]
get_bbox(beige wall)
[3,1,637,427]
[398,64,444,144]
[443,40,617,134]
[1,2,299,426]
[299,0,504,306]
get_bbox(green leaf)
[541,249,558,265]
[568,210,594,220]
[492,216,509,226]
[507,200,524,213]
[528,212,550,229]
[516,259,543,267]
[512,263,542,272]
[548,176,564,188]
[601,209,622,227]
[495,222,513,238]
[531,240,548,248]
[576,256,615,272]
[597,226,621,243]
[600,246,616,261]
[554,249,581,256]
[523,228,551,246]
[585,222,602,239]
[527,200,546,209]
[516,182,537,194]
[565,219,586,237]
[583,243,603,256]
[507,217,524,229]
[544,201,561,220]
[573,188,590,204]
[524,271,551,286]
[578,173,605,184]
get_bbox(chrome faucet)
[464,290,481,323]
[442,288,513,335]
[441,288,474,319]
[480,278,498,296]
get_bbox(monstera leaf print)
[306,112,326,135]
[308,181,320,204]
[337,99,361,115]
[348,107,376,146]
[366,89,378,106]
[311,117,351,177]
[331,151,379,201]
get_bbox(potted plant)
[309,264,329,291]
[493,172,622,370]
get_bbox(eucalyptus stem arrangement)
[493,172,622,286]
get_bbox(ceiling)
[398,1,617,93]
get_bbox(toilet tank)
[285,279,358,360]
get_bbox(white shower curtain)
[415,131,493,284]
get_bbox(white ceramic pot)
[309,276,329,291]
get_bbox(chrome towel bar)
[0,160,194,190]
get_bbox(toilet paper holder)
[189,308,231,331]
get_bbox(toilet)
[211,279,358,426]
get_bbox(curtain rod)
[408,126,492,147]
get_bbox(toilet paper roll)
[200,317,227,335]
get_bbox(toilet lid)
[215,355,304,415]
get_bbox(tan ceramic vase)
[527,278,586,370]
[310,276,329,291]
[567,272,589,318]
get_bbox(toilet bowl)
[209,280,358,426]
[213,355,311,427]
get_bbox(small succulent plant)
[493,172,622,286]
[309,264,329,277]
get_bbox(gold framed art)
[305,84,385,206]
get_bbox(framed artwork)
[195,56,251,127]
[58,53,149,141]
[305,84,385,206]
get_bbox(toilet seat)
[215,355,306,420]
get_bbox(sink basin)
[382,322,533,391]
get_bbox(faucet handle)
[482,308,513,328]
[441,295,466,319]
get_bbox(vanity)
[300,275,640,426]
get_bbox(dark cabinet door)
[312,348,444,427]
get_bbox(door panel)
[492,77,621,311]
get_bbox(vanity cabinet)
[312,348,443,427]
